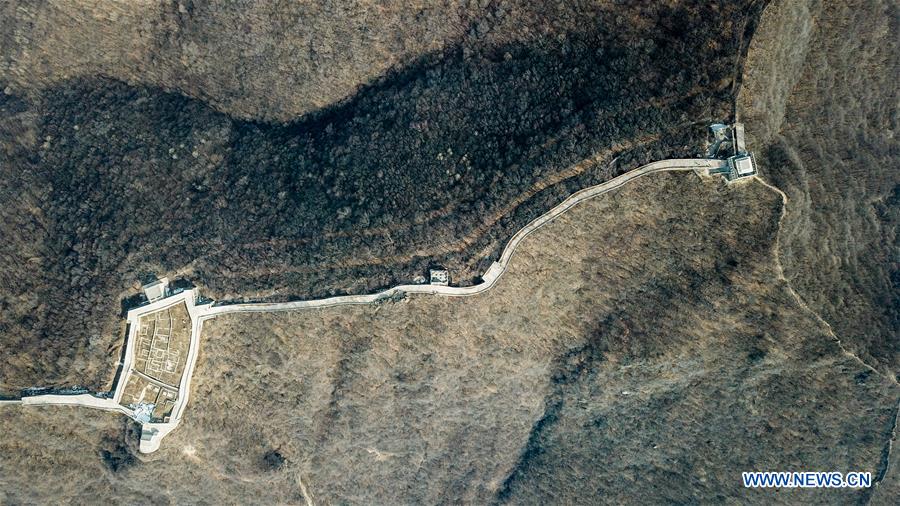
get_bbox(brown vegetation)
[1,0,897,502]
[738,0,899,379]
[0,0,765,392]
[1,174,896,504]
[0,0,467,122]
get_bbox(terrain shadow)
[0,1,763,391]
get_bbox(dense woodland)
[0,0,766,392]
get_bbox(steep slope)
[1,173,896,504]
[0,1,766,392]
[738,0,899,378]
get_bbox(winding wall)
[3,156,728,453]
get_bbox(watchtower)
[142,277,170,303]
[429,269,450,286]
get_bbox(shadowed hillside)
[0,1,766,392]
[1,173,896,504]
[738,0,899,378]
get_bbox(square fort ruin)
[111,284,205,453]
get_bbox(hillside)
[738,0,899,378]
[0,0,765,392]
[2,172,896,504]
[1,0,897,503]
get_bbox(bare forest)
[1,0,765,392]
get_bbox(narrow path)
[754,176,900,502]
[753,177,897,387]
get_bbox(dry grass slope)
[739,0,899,378]
[0,0,467,122]
[0,0,765,392]
[1,173,896,504]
